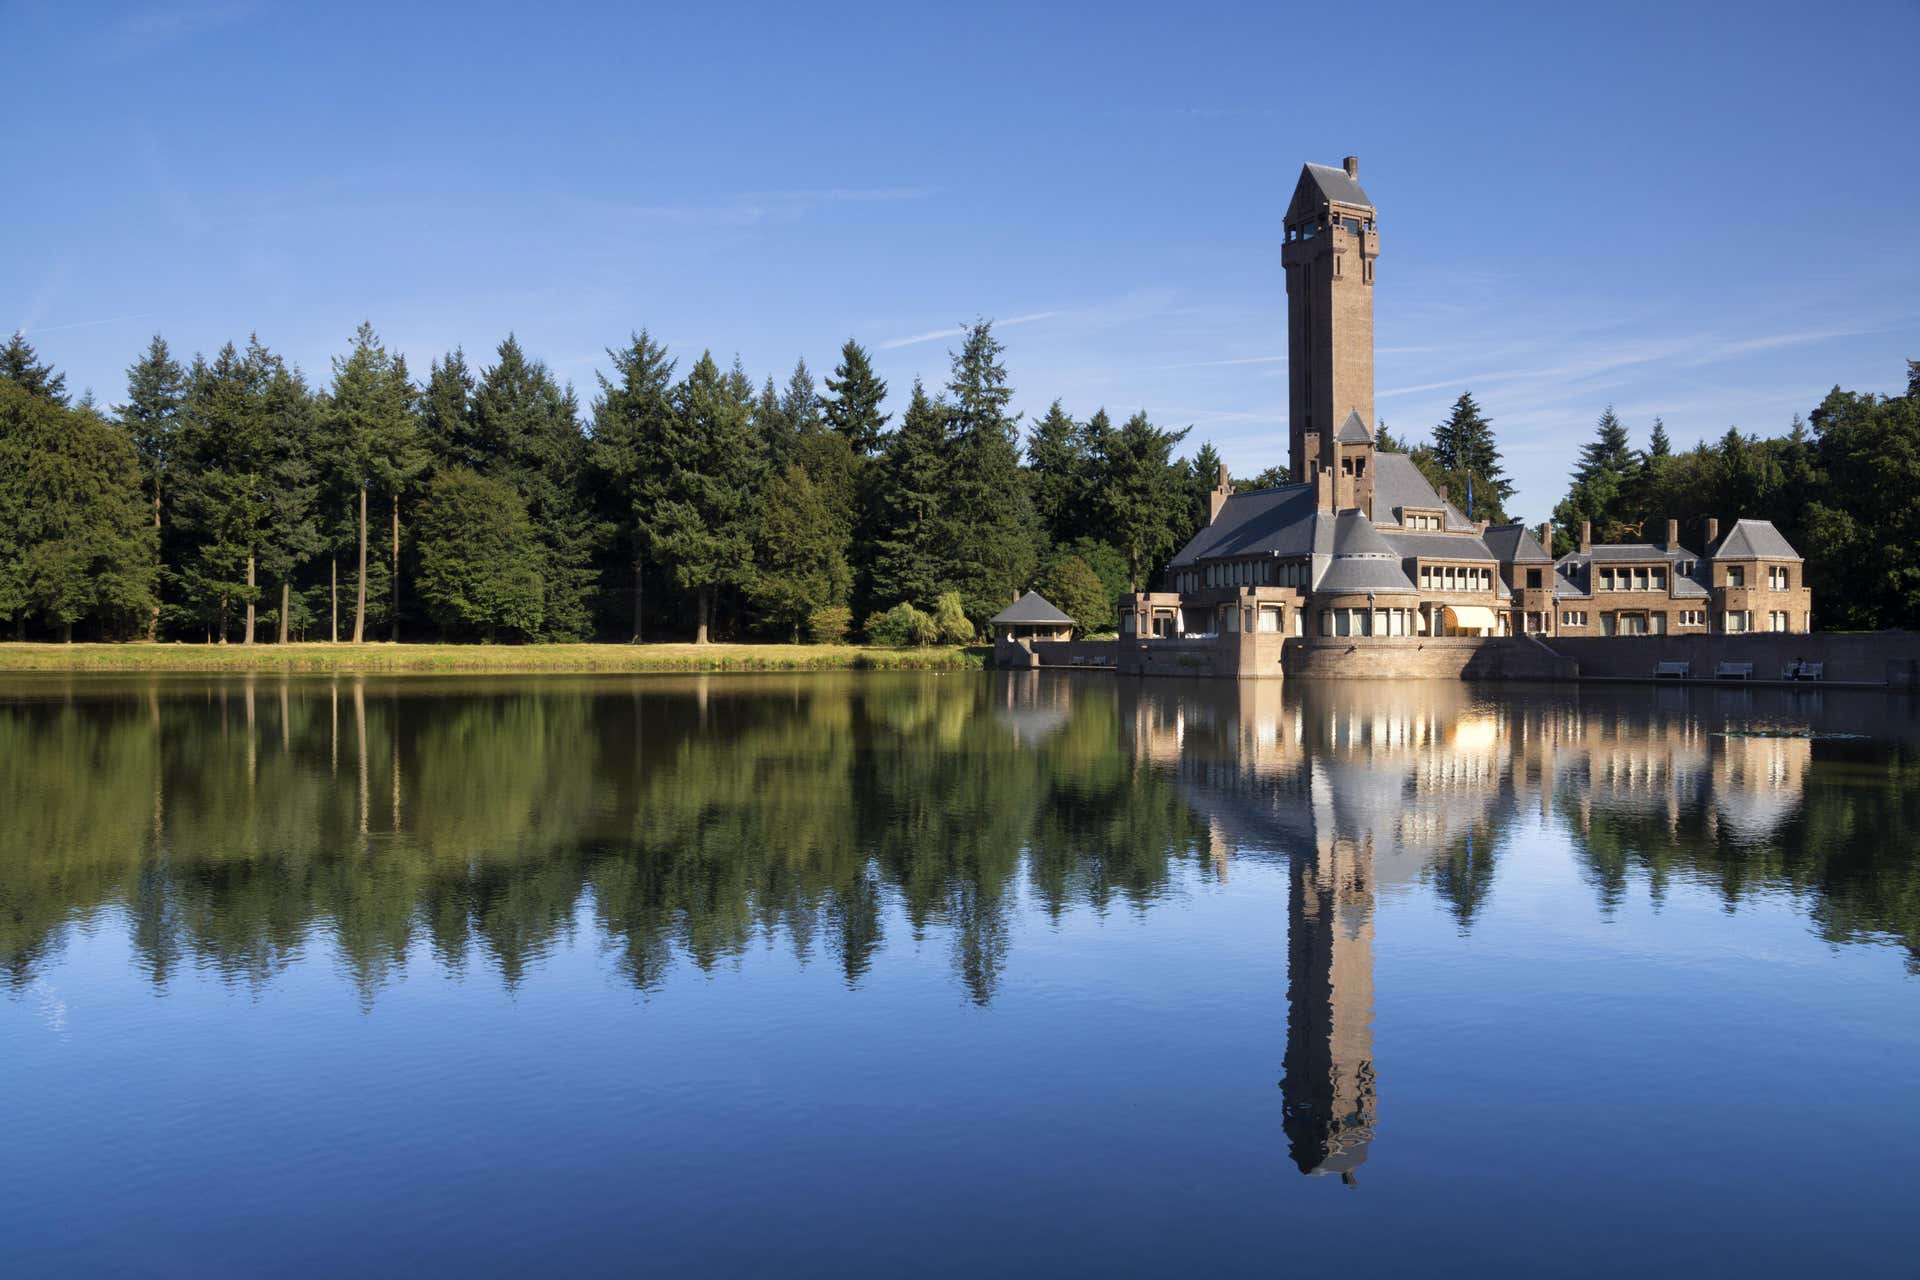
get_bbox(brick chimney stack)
[1207,461,1231,524]
[1580,520,1592,553]
[1666,518,1679,549]
[1542,522,1554,558]
[1343,155,1359,179]
[1704,517,1720,549]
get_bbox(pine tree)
[115,336,186,639]
[1184,441,1224,534]
[654,351,765,642]
[470,336,598,639]
[0,380,156,639]
[935,321,1038,627]
[868,379,946,611]
[0,332,68,405]
[589,331,676,642]
[752,463,850,640]
[1025,399,1085,546]
[259,359,324,642]
[1098,411,1191,590]
[414,467,545,640]
[820,339,889,455]
[1429,391,1513,520]
[1554,406,1643,544]
[1648,417,1672,459]
[175,341,275,642]
[420,348,479,470]
[323,323,422,643]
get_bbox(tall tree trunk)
[631,555,643,644]
[278,581,291,644]
[352,483,368,644]
[391,499,401,644]
[243,553,256,645]
[696,588,710,645]
[149,485,161,641]
[218,595,229,644]
[330,559,338,642]
[62,619,73,644]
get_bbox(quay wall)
[998,629,1920,686]
[1280,636,1575,681]
[1543,631,1920,686]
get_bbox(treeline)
[0,322,1208,644]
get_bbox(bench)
[1782,661,1825,681]
[1654,661,1691,679]
[1715,661,1754,680]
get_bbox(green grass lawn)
[0,641,988,674]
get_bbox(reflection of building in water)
[998,677,1837,1182]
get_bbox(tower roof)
[1289,161,1373,220]
[1335,409,1373,444]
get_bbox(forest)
[1,320,1916,643]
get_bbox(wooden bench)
[1715,661,1754,680]
[1782,661,1825,681]
[1654,661,1691,679]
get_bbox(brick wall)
[1544,632,1920,685]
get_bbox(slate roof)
[1380,530,1497,562]
[1371,453,1477,531]
[1302,162,1372,210]
[1553,568,1589,601]
[1554,553,1711,599]
[1483,522,1552,564]
[1335,409,1373,444]
[1168,482,1323,566]
[990,591,1074,626]
[1711,519,1802,561]
[1315,510,1418,595]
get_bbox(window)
[1727,566,1745,588]
[1649,613,1666,635]
[1769,566,1791,590]
[1725,610,1751,633]
[1259,606,1282,633]
[1320,611,1335,636]
[1562,610,1587,627]
[1678,610,1705,627]
[1598,568,1614,591]
[1769,610,1791,632]
[1528,569,1543,588]
[1652,568,1666,590]
[1618,612,1648,636]
[1633,567,1649,592]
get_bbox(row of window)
[1320,608,1417,637]
[1418,564,1494,592]
[1720,565,1796,589]
[1595,566,1669,592]
[1404,512,1443,531]
[1179,559,1310,593]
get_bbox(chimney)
[1315,467,1333,512]
[1437,483,1449,505]
[1542,522,1555,558]
[1342,156,1359,179]
[1666,518,1679,549]
[1704,517,1719,549]
[1207,462,1231,524]
[1580,520,1592,553]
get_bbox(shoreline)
[0,642,987,675]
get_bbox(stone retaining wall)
[1543,631,1920,686]
[1280,636,1576,681]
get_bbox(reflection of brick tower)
[1281,832,1377,1182]
[1282,157,1379,510]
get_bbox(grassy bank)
[0,641,988,675]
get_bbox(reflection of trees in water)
[0,675,1211,1003]
[3,678,1917,1005]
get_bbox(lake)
[3,672,1916,1276]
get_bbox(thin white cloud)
[878,311,1057,350]
[1153,354,1287,370]
[21,312,157,336]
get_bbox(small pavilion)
[990,592,1075,644]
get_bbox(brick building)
[1118,156,1812,648]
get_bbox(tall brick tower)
[1282,157,1379,511]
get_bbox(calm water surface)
[3,672,1917,1276]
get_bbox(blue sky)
[8,0,1917,521]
